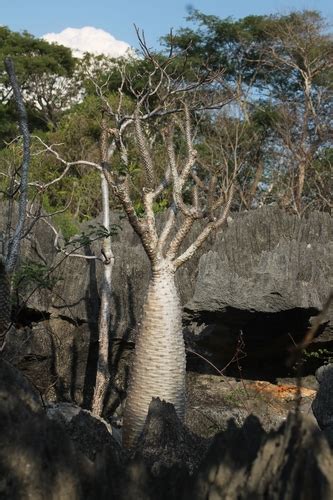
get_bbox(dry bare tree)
[261,11,333,213]
[0,58,30,350]
[88,40,239,448]
[34,38,243,446]
[91,121,114,415]
[26,128,115,416]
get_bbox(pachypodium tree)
[36,37,241,446]
[92,40,237,448]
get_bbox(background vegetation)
[0,10,332,238]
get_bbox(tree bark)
[91,123,114,415]
[91,172,114,415]
[122,260,186,448]
[295,161,306,214]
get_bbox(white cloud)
[42,26,133,58]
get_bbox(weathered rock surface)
[0,200,57,315]
[184,207,333,373]
[0,359,94,500]
[110,399,333,500]
[185,371,317,437]
[312,364,333,447]
[135,398,210,475]
[46,402,122,459]
[187,208,333,315]
[0,357,42,413]
[3,324,57,399]
[48,207,333,381]
[191,412,333,500]
[1,363,333,500]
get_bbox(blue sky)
[2,0,332,48]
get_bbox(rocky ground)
[1,357,333,499]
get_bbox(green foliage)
[250,104,280,132]
[134,197,169,217]
[163,10,275,81]
[81,52,178,101]
[53,213,80,241]
[0,14,332,224]
[0,101,19,146]
[0,26,74,81]
[57,95,103,147]
[172,10,332,85]
[302,348,333,365]
[164,10,332,211]
[0,26,77,136]
[65,222,121,249]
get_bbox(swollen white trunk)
[122,261,185,448]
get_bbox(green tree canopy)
[0,26,76,137]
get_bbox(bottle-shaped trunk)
[122,262,185,448]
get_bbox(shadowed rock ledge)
[1,358,333,499]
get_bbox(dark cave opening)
[185,306,331,381]
[12,305,50,327]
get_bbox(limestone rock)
[191,413,333,499]
[312,364,333,446]
[0,359,94,499]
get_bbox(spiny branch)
[134,109,155,189]
[173,184,234,269]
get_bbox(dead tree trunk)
[3,57,30,275]
[0,58,30,350]
[91,124,114,415]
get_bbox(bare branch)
[166,215,195,261]
[134,109,155,189]
[142,190,158,250]
[166,114,198,218]
[173,184,234,269]
[44,218,102,260]
[156,204,176,254]
[33,135,102,171]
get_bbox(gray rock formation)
[187,208,333,315]
[191,411,333,500]
[135,398,210,475]
[312,364,333,446]
[0,359,94,499]
[184,207,333,371]
[47,402,122,455]
[1,357,333,499]
[1,203,332,415]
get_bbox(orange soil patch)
[248,381,316,402]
